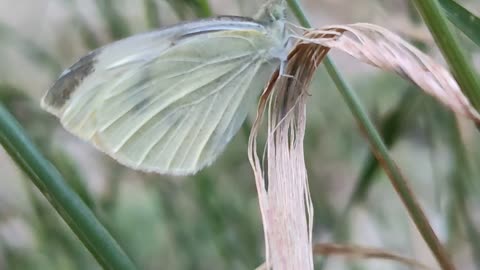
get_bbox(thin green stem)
[412,0,480,111]
[96,0,130,40]
[0,23,62,74]
[196,0,213,18]
[286,0,454,269]
[438,0,480,47]
[143,0,161,29]
[0,103,137,270]
[287,0,310,27]
[323,59,455,270]
[446,116,480,269]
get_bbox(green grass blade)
[0,84,29,105]
[154,182,199,270]
[73,17,101,50]
[0,103,137,270]
[347,6,430,206]
[25,182,95,270]
[287,1,455,269]
[50,150,97,210]
[324,55,455,270]
[95,0,130,40]
[412,0,480,112]
[0,24,62,74]
[165,0,187,20]
[143,0,161,29]
[0,84,96,210]
[192,0,213,18]
[444,114,480,269]
[193,173,238,266]
[61,0,100,49]
[439,0,480,47]
[166,0,213,19]
[348,88,421,205]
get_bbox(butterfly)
[41,1,290,175]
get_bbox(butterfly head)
[255,0,286,25]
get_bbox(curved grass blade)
[95,0,130,40]
[191,0,213,18]
[314,243,433,270]
[61,0,100,50]
[72,17,100,50]
[309,23,480,121]
[193,173,241,267]
[0,103,137,270]
[143,0,161,29]
[0,84,29,105]
[166,0,213,19]
[192,172,260,267]
[348,88,422,206]
[439,0,480,47]
[165,0,188,20]
[443,113,480,269]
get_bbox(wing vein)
[168,92,219,169]
[139,58,254,166]
[101,55,248,132]
[106,56,253,153]
[182,57,261,168]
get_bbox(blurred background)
[0,0,479,269]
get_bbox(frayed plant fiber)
[248,32,334,270]
[249,22,479,270]
[303,23,480,122]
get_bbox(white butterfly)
[41,3,290,175]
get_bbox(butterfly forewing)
[41,17,285,175]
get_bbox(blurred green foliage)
[0,0,480,269]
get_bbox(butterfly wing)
[41,18,283,175]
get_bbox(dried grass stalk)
[314,243,433,270]
[255,243,433,270]
[302,23,480,122]
[248,22,476,270]
[248,31,335,270]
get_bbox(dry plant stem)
[312,24,480,121]
[314,243,433,270]
[323,57,454,270]
[258,243,433,270]
[286,0,455,269]
[248,44,330,270]
[325,42,455,270]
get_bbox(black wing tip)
[42,50,100,111]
